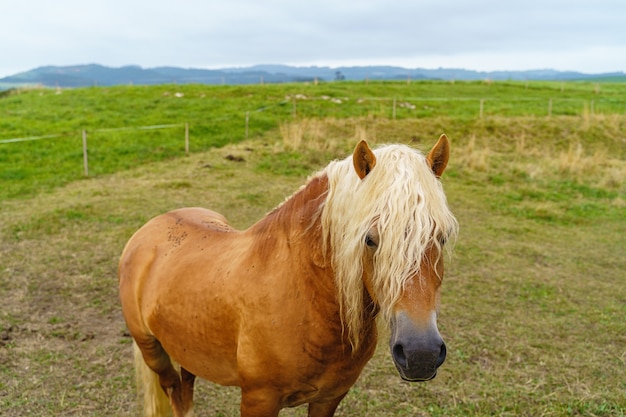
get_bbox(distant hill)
[1,64,624,89]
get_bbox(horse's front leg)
[240,388,281,417]
[307,393,347,417]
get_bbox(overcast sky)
[1,0,625,78]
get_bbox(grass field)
[1,80,625,199]
[0,81,625,416]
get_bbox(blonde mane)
[319,144,458,350]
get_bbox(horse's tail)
[133,341,172,417]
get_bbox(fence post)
[479,99,484,119]
[185,123,189,155]
[82,130,89,176]
[292,97,297,119]
[548,98,553,117]
[245,111,250,140]
[392,97,397,120]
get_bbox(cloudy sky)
[1,0,625,78]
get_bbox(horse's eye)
[365,235,378,248]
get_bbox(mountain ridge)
[1,63,624,88]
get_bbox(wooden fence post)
[185,123,189,155]
[548,98,553,117]
[245,111,250,140]
[82,130,89,176]
[392,97,397,120]
[479,99,484,119]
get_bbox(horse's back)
[156,207,234,233]
[119,206,237,299]
[119,207,235,289]
[122,206,234,254]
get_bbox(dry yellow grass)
[277,115,626,195]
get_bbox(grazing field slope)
[0,81,625,416]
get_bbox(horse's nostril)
[436,341,447,368]
[392,343,408,368]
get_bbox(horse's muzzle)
[389,312,446,382]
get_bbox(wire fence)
[2,96,625,179]
[0,123,184,144]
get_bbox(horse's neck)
[250,173,329,262]
[279,174,329,230]
[252,174,325,228]
[250,174,380,353]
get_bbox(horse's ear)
[426,134,450,178]
[353,140,377,179]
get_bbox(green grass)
[1,81,626,199]
[0,82,625,416]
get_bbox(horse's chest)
[280,338,376,407]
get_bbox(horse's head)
[356,135,456,381]
[322,135,458,382]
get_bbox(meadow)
[0,81,625,416]
[1,80,625,199]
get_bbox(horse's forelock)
[321,144,458,350]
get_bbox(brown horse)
[119,135,458,417]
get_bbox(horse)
[118,134,458,417]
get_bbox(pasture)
[1,81,625,416]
